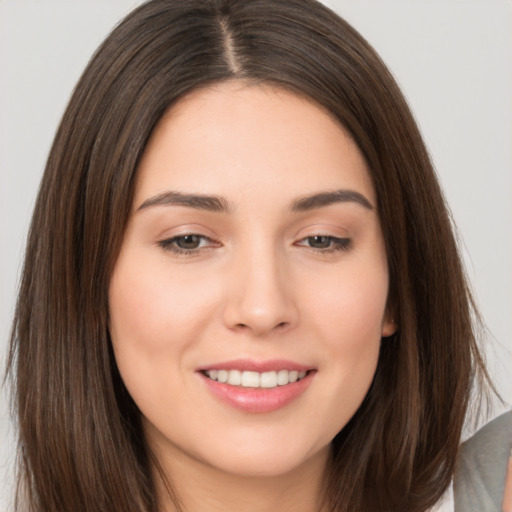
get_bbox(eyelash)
[158,234,352,256]
[158,234,217,255]
[295,235,352,253]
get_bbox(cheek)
[109,256,216,353]
[107,254,220,412]
[326,279,387,376]
[109,271,172,357]
[308,260,389,344]
[301,262,388,433]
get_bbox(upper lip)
[197,359,313,373]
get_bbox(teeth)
[227,370,242,386]
[260,371,277,388]
[289,370,299,383]
[277,369,289,385]
[204,369,309,388]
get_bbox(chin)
[194,433,332,479]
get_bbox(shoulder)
[454,410,512,512]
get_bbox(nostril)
[232,321,289,333]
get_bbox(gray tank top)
[454,411,512,512]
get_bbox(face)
[109,82,395,480]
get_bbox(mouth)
[197,360,316,413]
[201,369,310,389]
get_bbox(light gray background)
[1,1,511,510]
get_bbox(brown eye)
[158,234,216,254]
[307,236,332,249]
[175,235,202,249]
[296,235,352,253]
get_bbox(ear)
[381,311,398,338]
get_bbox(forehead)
[134,81,375,210]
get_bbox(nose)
[222,245,299,337]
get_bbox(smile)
[203,369,308,388]
[198,361,316,413]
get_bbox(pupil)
[177,235,200,249]
[310,236,330,248]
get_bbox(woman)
[6,0,492,511]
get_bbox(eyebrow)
[137,188,374,214]
[137,191,230,213]
[290,190,374,212]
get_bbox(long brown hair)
[7,0,490,510]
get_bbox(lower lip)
[199,372,315,413]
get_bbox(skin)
[109,82,396,512]
[504,449,512,512]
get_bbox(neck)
[153,445,331,512]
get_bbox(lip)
[198,358,312,373]
[197,359,316,413]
